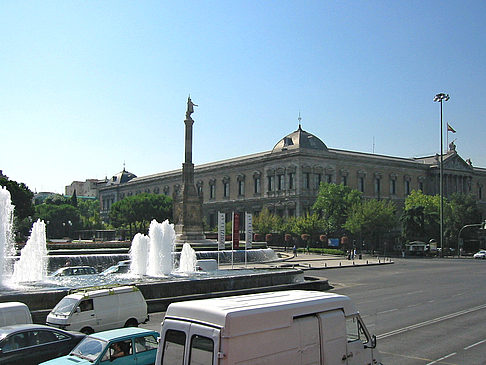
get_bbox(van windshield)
[52,297,79,316]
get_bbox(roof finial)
[298,112,302,130]
[123,161,126,171]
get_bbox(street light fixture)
[434,93,450,257]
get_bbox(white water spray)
[147,219,175,276]
[0,187,15,284]
[129,233,149,275]
[177,242,197,273]
[12,219,48,282]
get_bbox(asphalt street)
[140,257,486,364]
[308,258,486,365]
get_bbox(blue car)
[40,327,159,365]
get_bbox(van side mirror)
[365,334,377,349]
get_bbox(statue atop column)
[186,96,198,120]
[174,96,208,244]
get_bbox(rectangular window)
[254,177,260,194]
[209,185,215,199]
[316,173,322,188]
[278,175,284,190]
[238,180,244,196]
[326,174,332,184]
[288,173,294,189]
[405,180,411,195]
[419,181,424,192]
[479,186,483,200]
[223,182,229,197]
[359,177,365,193]
[268,176,274,192]
[375,178,381,194]
[390,180,396,195]
[342,175,347,186]
[189,335,214,365]
[135,335,158,353]
[162,330,186,365]
[304,173,310,189]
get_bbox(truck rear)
[156,290,381,365]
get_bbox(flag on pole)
[447,123,456,133]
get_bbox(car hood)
[40,355,92,364]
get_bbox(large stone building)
[98,125,486,228]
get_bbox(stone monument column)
[173,97,206,243]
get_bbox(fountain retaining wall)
[0,269,329,323]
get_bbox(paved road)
[308,258,486,365]
[140,257,486,364]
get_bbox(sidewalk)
[220,251,394,270]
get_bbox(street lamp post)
[434,93,450,257]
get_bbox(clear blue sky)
[1,1,485,194]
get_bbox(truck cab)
[156,290,381,365]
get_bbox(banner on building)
[217,212,226,250]
[232,212,240,250]
[245,212,253,249]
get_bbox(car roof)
[90,328,157,342]
[0,324,67,339]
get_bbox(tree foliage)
[344,199,398,242]
[109,193,173,234]
[253,208,282,236]
[34,203,81,239]
[0,177,34,221]
[312,183,361,235]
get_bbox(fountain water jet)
[129,233,149,276]
[147,219,174,276]
[177,242,197,273]
[0,187,15,285]
[12,219,48,283]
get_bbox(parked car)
[473,250,486,259]
[50,266,97,277]
[0,324,85,365]
[100,261,131,275]
[40,327,159,365]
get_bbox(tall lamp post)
[434,93,450,257]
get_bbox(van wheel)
[81,327,94,335]
[124,319,138,328]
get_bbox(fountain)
[177,242,197,273]
[12,219,48,283]
[0,187,15,286]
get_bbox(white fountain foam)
[177,242,197,273]
[129,233,149,275]
[0,187,15,284]
[147,219,175,276]
[12,219,48,283]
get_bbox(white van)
[156,290,382,365]
[0,302,32,327]
[46,286,148,334]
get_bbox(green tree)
[402,190,440,242]
[312,183,361,235]
[445,193,482,242]
[344,199,397,247]
[291,213,327,245]
[109,193,173,234]
[77,199,104,230]
[35,203,81,239]
[253,208,282,236]
[70,190,78,207]
[0,177,35,239]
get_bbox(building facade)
[98,126,486,227]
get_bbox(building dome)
[106,168,136,186]
[272,125,328,153]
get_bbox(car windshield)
[71,337,107,361]
[51,297,79,316]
